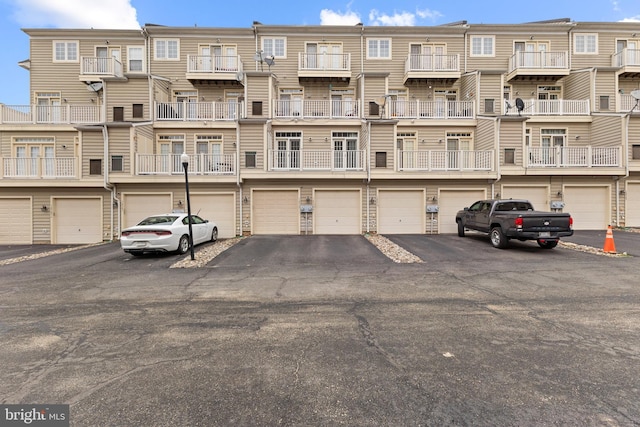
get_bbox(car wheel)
[490,227,508,249]
[177,235,190,254]
[537,239,558,249]
[210,227,218,242]
[457,221,465,237]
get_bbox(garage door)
[53,198,102,244]
[0,198,32,244]
[123,193,172,228]
[191,193,236,238]
[378,190,424,234]
[438,189,486,234]
[315,190,361,235]
[253,190,299,235]
[501,186,549,212]
[626,182,640,227]
[563,186,609,230]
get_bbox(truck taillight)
[515,217,523,228]
[569,216,573,228]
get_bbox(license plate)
[134,241,148,247]
[539,232,551,238]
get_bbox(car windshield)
[137,215,179,226]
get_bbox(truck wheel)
[537,239,558,249]
[457,221,465,237]
[490,227,508,249]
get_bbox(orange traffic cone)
[603,225,617,254]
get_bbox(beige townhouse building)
[1,18,640,244]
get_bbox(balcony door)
[397,136,416,169]
[96,46,120,73]
[159,136,184,174]
[617,39,639,66]
[174,91,197,120]
[196,135,223,172]
[541,129,566,165]
[36,93,61,123]
[15,143,53,176]
[515,41,548,67]
[307,43,342,70]
[279,89,303,117]
[274,133,301,169]
[333,133,358,170]
[446,133,471,169]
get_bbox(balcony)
[186,55,243,82]
[298,53,351,80]
[155,101,244,121]
[79,57,123,80]
[506,51,569,81]
[136,154,236,175]
[0,104,103,124]
[2,157,77,179]
[273,100,359,119]
[381,100,474,120]
[526,146,621,168]
[504,99,590,116]
[611,49,640,77]
[267,150,366,171]
[619,94,640,113]
[397,150,494,171]
[403,54,461,84]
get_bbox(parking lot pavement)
[563,228,640,256]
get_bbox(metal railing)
[298,52,350,71]
[397,150,494,171]
[0,104,103,124]
[3,157,76,178]
[504,99,590,115]
[136,153,236,175]
[508,51,568,73]
[527,146,621,167]
[611,48,640,67]
[273,100,359,119]
[268,150,365,171]
[186,55,242,73]
[80,56,123,77]
[155,101,243,121]
[405,54,460,72]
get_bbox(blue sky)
[0,0,639,105]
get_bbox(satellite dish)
[630,90,640,100]
[374,97,387,106]
[236,71,244,82]
[264,56,275,67]
[515,98,525,116]
[86,82,103,92]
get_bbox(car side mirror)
[463,207,469,211]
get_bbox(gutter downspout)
[102,124,114,242]
[366,120,371,233]
[236,124,242,237]
[619,112,631,226]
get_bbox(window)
[89,159,102,175]
[155,39,179,60]
[111,155,124,172]
[504,148,515,164]
[128,46,144,72]
[133,104,143,118]
[632,145,640,160]
[375,152,387,168]
[113,107,124,121]
[369,102,380,117]
[470,36,494,57]
[53,41,78,62]
[599,96,610,111]
[262,37,286,58]
[367,39,391,59]
[252,101,263,116]
[245,151,257,168]
[574,33,597,54]
[484,98,495,113]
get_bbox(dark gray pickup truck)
[455,199,574,249]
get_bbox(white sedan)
[121,213,218,256]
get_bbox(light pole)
[181,152,195,260]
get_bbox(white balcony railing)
[80,56,123,77]
[619,95,640,112]
[405,54,460,72]
[187,55,242,73]
[505,99,590,116]
[0,104,103,124]
[527,147,621,168]
[136,153,236,175]
[508,51,568,73]
[273,100,359,119]
[382,100,474,119]
[298,53,350,72]
[155,101,243,121]
[611,48,640,67]
[397,150,494,171]
[3,157,76,178]
[268,150,365,171]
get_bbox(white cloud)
[416,8,444,21]
[320,9,362,25]
[369,9,416,26]
[620,16,640,22]
[9,0,139,29]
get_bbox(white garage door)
[191,193,236,238]
[315,190,361,235]
[0,198,32,244]
[253,190,299,235]
[123,194,172,228]
[438,189,486,234]
[501,186,549,212]
[626,182,640,227]
[54,198,102,244]
[563,186,609,230]
[378,190,424,234]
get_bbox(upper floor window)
[128,46,144,72]
[470,36,494,57]
[53,41,78,62]
[367,39,391,59]
[262,37,286,58]
[155,39,179,60]
[574,33,597,54]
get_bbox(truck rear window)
[495,202,532,211]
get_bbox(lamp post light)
[181,152,195,260]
